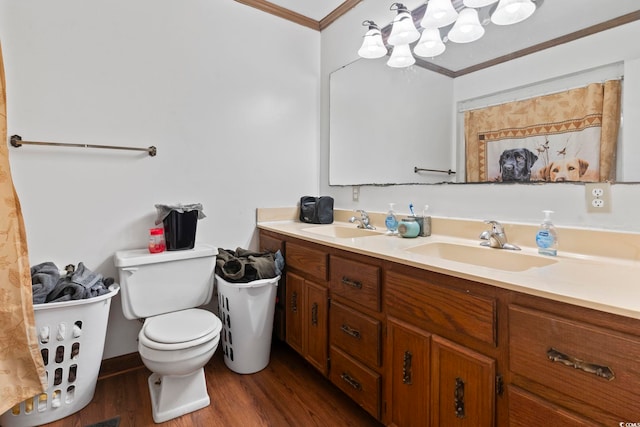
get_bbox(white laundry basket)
[216,274,279,374]
[0,285,119,427]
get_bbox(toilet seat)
[140,309,222,351]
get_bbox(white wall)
[321,1,640,232]
[1,0,321,358]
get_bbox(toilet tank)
[114,244,217,320]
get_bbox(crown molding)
[234,0,362,31]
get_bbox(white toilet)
[114,244,222,423]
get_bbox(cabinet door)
[259,232,285,341]
[386,317,431,427]
[305,281,329,375]
[432,335,495,427]
[285,272,304,354]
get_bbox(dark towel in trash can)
[216,248,283,283]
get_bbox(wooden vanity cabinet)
[385,268,498,427]
[328,254,384,420]
[284,241,329,375]
[260,227,640,426]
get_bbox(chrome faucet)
[479,220,520,250]
[349,209,376,230]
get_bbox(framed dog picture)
[465,80,621,183]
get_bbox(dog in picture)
[498,148,539,182]
[537,158,592,182]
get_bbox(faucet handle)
[484,220,504,233]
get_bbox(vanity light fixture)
[491,0,536,25]
[387,3,421,46]
[388,44,416,68]
[414,28,446,57]
[421,0,459,28]
[357,20,388,59]
[358,0,540,68]
[447,8,485,43]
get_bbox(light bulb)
[358,27,388,59]
[388,5,420,46]
[414,28,446,58]
[387,44,416,68]
[448,8,485,43]
[491,0,536,25]
[463,0,499,7]
[420,0,458,29]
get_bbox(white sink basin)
[405,242,558,272]
[302,225,382,238]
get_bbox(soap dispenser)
[420,204,432,237]
[385,203,399,235]
[536,210,558,256]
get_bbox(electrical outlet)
[585,182,611,213]
[352,185,360,202]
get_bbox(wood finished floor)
[40,340,383,427]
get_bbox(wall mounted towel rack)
[10,135,157,157]
[414,166,456,175]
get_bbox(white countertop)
[257,208,640,320]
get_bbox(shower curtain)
[0,42,47,414]
[465,80,621,182]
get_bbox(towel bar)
[10,135,157,157]
[414,166,456,175]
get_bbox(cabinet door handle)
[311,302,318,326]
[291,291,298,314]
[454,377,465,418]
[340,324,361,339]
[547,348,615,380]
[341,276,362,289]
[340,373,362,390]
[402,351,412,384]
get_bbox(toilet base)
[147,368,210,423]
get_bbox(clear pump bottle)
[385,203,399,235]
[536,210,558,256]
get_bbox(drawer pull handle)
[547,348,615,381]
[402,351,413,384]
[340,324,361,339]
[340,373,362,390]
[341,277,362,289]
[311,302,318,326]
[454,377,465,418]
[291,291,298,314]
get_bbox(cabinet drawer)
[330,301,381,367]
[509,305,640,421]
[329,346,381,420]
[259,232,284,254]
[386,270,496,345]
[508,386,600,427]
[330,256,381,311]
[285,242,328,282]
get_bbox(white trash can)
[215,274,279,374]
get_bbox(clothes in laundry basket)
[215,247,284,283]
[30,262,114,304]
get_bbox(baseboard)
[98,352,144,381]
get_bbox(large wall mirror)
[329,8,640,186]
[330,59,455,185]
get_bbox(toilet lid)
[143,309,221,344]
